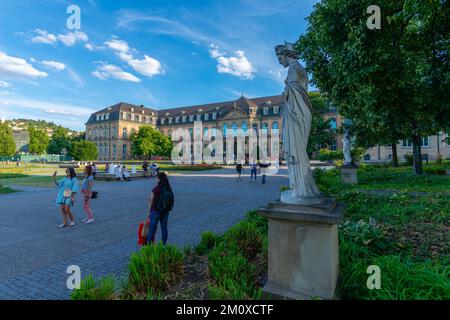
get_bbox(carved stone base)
[341,167,358,185]
[258,199,344,300]
[280,189,325,206]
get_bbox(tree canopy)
[130,126,173,159]
[297,0,449,174]
[28,126,49,155]
[70,141,98,161]
[0,123,16,157]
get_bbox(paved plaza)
[0,167,288,299]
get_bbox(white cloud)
[57,31,89,47]
[92,63,141,83]
[0,80,10,88]
[85,43,105,51]
[208,45,255,80]
[128,55,164,77]
[31,29,57,45]
[0,52,48,80]
[105,37,164,77]
[104,38,131,53]
[41,60,66,71]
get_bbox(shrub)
[246,210,268,235]
[195,231,221,255]
[70,275,117,300]
[423,165,446,175]
[318,148,343,162]
[208,278,263,300]
[208,242,256,287]
[126,243,184,297]
[223,221,263,260]
[404,154,413,166]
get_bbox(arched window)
[211,128,217,137]
[262,122,268,130]
[272,121,279,130]
[330,117,337,130]
[223,124,228,136]
[252,123,258,134]
[232,122,237,136]
[204,127,209,137]
[242,121,248,132]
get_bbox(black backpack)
[156,185,174,214]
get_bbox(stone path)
[0,168,288,299]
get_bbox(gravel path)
[0,167,288,299]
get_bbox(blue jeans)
[262,175,266,184]
[147,209,169,245]
[250,168,257,180]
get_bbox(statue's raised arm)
[276,42,324,205]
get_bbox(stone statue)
[276,43,324,205]
[342,119,355,167]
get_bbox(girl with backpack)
[146,172,174,245]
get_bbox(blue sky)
[0,0,318,131]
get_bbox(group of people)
[142,161,159,178]
[105,162,132,181]
[53,162,174,247]
[53,165,95,228]
[236,162,271,184]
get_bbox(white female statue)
[276,43,324,205]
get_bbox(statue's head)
[275,42,300,67]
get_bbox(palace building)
[85,95,448,162]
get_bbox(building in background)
[85,95,448,162]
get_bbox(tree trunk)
[391,143,398,167]
[411,131,423,175]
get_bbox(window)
[175,117,179,124]
[232,122,237,136]
[112,127,117,138]
[421,136,429,147]
[122,128,127,139]
[330,139,337,151]
[197,114,201,121]
[242,121,248,132]
[190,115,194,122]
[160,118,165,125]
[272,121,279,131]
[112,144,117,154]
[182,116,187,123]
[204,113,209,121]
[262,122,268,131]
[204,127,209,137]
[169,118,173,124]
[223,123,228,136]
[402,139,412,147]
[122,144,127,159]
[263,107,269,115]
[189,128,193,136]
[138,115,142,122]
[330,118,337,130]
[212,113,217,120]
[130,114,135,121]
[145,117,150,123]
[122,112,127,120]
[252,123,258,134]
[105,114,109,120]
[273,106,279,114]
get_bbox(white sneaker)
[69,222,75,227]
[59,224,67,228]
[85,219,94,224]
[81,218,88,223]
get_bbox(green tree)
[131,126,173,159]
[0,123,16,156]
[70,141,98,161]
[298,0,449,174]
[308,92,335,155]
[28,126,49,155]
[47,127,72,155]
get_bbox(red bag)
[137,218,154,246]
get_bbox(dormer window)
[182,116,187,122]
[204,113,209,121]
[212,112,217,120]
[165,112,170,116]
[169,118,173,124]
[263,107,269,115]
[175,117,180,123]
[122,112,127,120]
[131,108,134,112]
[266,101,272,105]
[161,118,165,125]
[189,115,194,122]
[273,106,279,114]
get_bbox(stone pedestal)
[257,199,344,300]
[341,166,358,185]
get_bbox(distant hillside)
[6,119,81,137]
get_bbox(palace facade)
[85,95,448,162]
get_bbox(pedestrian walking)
[236,163,243,181]
[53,168,78,228]
[81,165,94,224]
[250,162,257,182]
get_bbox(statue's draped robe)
[282,61,322,202]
